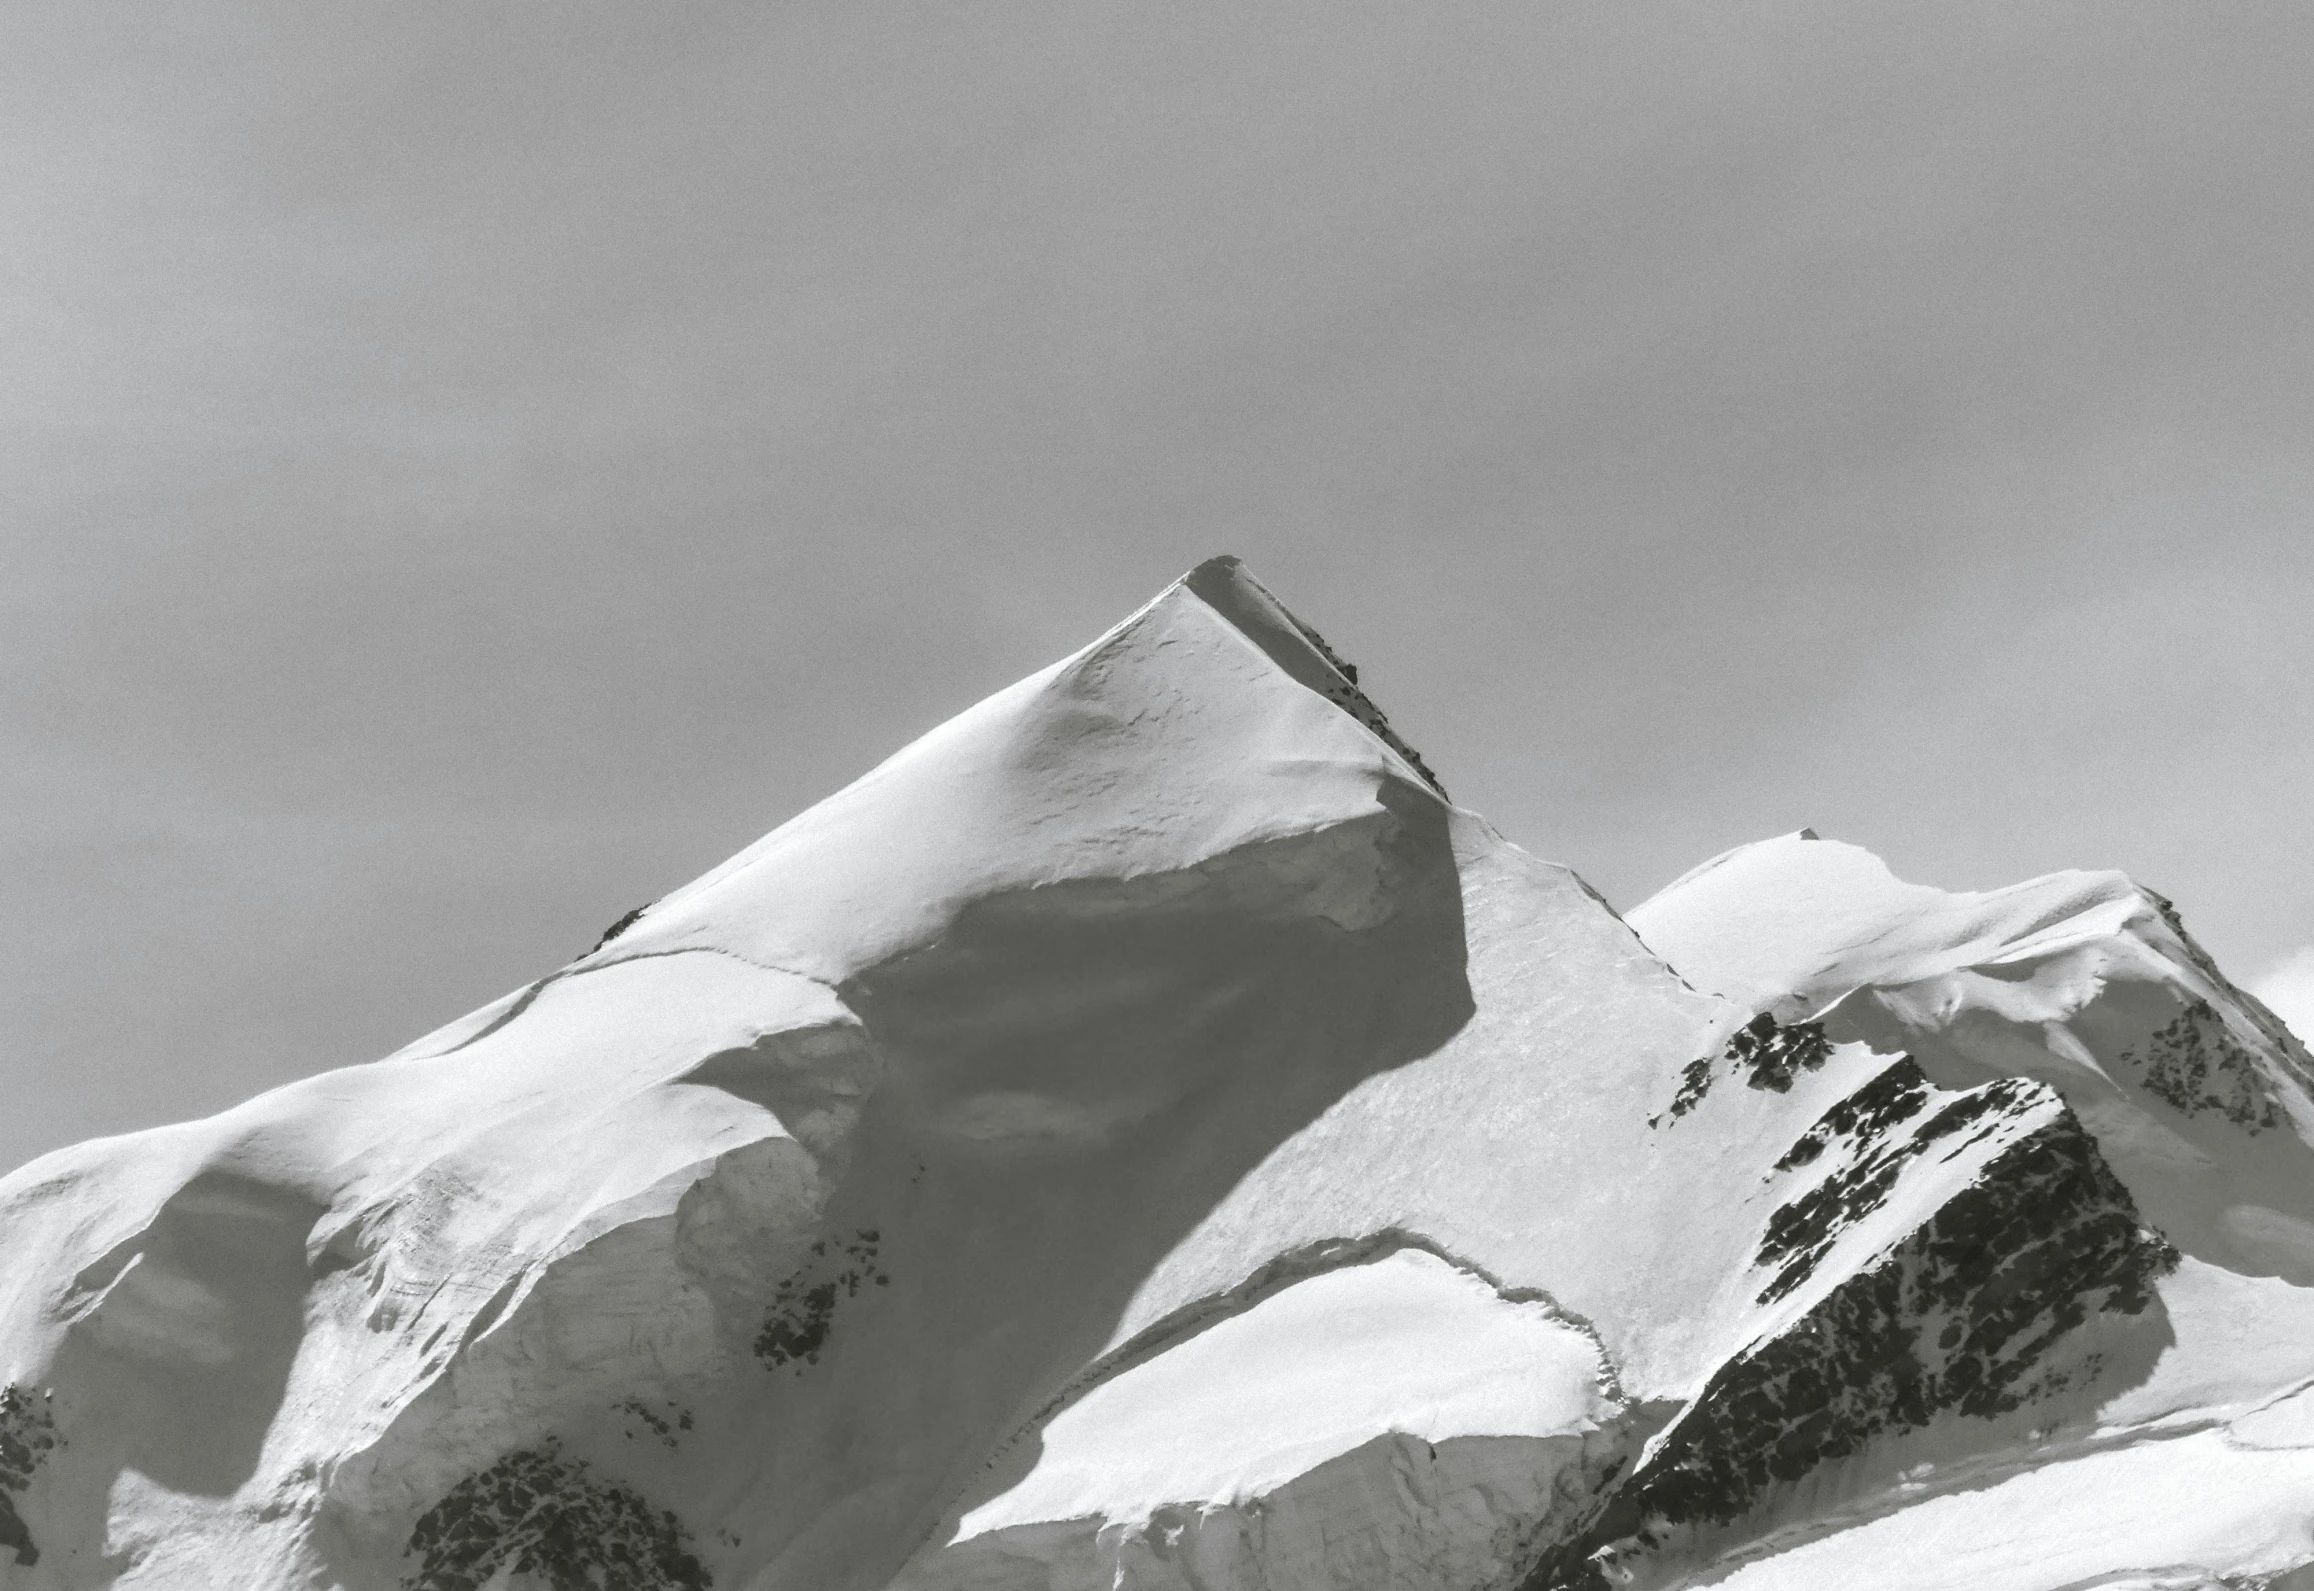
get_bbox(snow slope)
[0,561,2307,1591]
[1617,833,2314,1590]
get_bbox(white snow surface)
[1706,1422,2314,1591]
[0,560,2310,1591]
[946,1246,1612,1547]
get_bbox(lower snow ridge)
[895,1244,1630,1591]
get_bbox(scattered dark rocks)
[1730,1014,1832,1093]
[617,1400,693,1451]
[2123,997,2282,1133]
[403,1444,709,1591]
[754,1229,887,1372]
[1664,1056,1718,1122]
[0,1384,57,1567]
[1773,1058,1932,1172]
[1279,613,1447,797]
[1662,1012,1833,1123]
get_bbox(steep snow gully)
[3,557,2313,1590]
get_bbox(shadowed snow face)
[848,794,1467,1158]
[716,783,1476,1588]
[56,1172,325,1499]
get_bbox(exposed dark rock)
[590,905,648,954]
[1302,652,1447,798]
[1183,555,1447,796]
[1662,1013,1832,1123]
[1664,1056,1718,1122]
[1757,1068,2040,1305]
[403,1444,709,1591]
[1772,1058,1933,1172]
[1527,1106,2176,1591]
[2123,996,2282,1133]
[617,1400,693,1450]
[753,1229,886,1371]
[1730,1013,1832,1093]
[0,1384,58,1566]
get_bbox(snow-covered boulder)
[0,559,2308,1591]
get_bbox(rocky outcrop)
[1661,1012,1833,1122]
[2124,996,2285,1133]
[401,1445,709,1591]
[0,1385,58,1567]
[1531,1075,2178,1590]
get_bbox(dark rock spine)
[1525,1103,2176,1590]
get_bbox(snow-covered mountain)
[3,558,2310,1591]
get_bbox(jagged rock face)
[1535,1065,2181,1591]
[403,1446,710,1591]
[1660,1013,1832,1122]
[1,562,2312,1591]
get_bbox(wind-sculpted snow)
[2,562,2312,1590]
[1181,557,1446,798]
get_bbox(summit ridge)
[0,562,2309,1591]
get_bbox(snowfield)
[1,558,2309,1590]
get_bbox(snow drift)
[2,558,2311,1591]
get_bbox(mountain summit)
[2,560,2310,1590]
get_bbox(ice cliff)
[2,558,2312,1591]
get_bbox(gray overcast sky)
[5,2,2311,1173]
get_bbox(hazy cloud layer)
[5,2,2312,1170]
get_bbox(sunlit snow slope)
[1,561,2309,1591]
